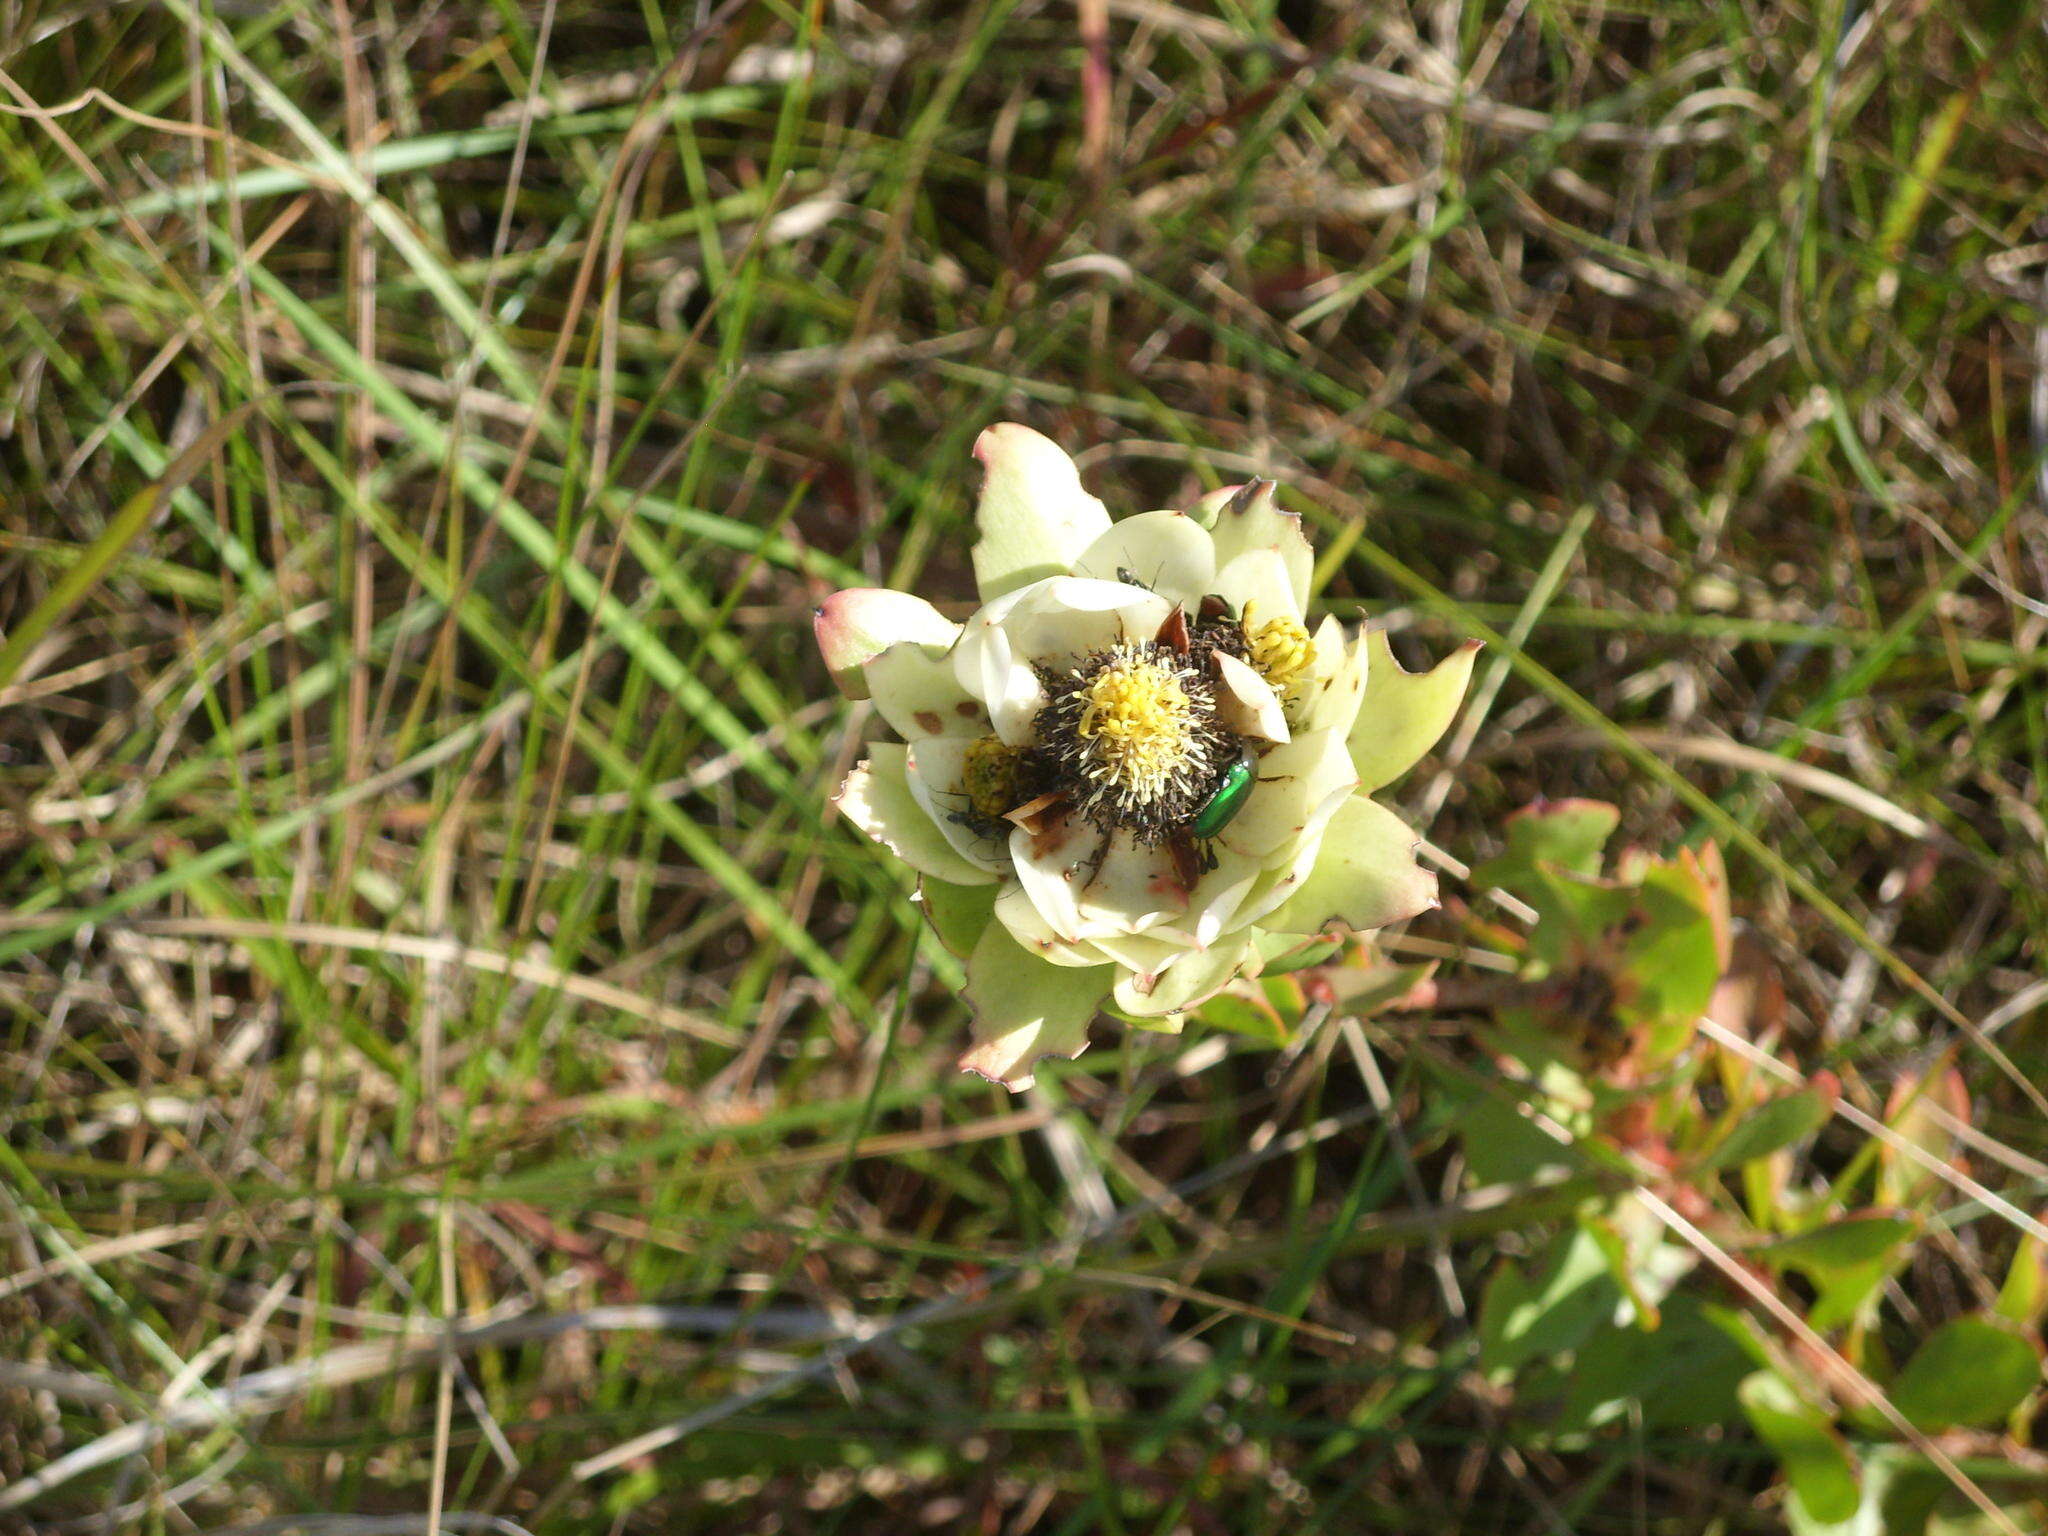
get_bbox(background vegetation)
[3,0,2046,1530]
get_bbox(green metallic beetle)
[1189,744,1258,839]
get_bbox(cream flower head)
[817,424,1476,1089]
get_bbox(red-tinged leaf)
[1879,1063,1970,1208]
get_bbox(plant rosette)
[816,423,1477,1089]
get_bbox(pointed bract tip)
[972,421,1049,466]
[813,588,959,699]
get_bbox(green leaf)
[1557,1295,1753,1434]
[1915,1474,2048,1536]
[1888,1316,2041,1432]
[1194,991,1288,1046]
[1756,1213,1920,1277]
[1320,960,1436,1014]
[1995,1230,2047,1327]
[1252,930,1343,974]
[1699,1082,1836,1171]
[1477,1224,1619,1379]
[603,1467,663,1517]
[1435,1072,1579,1187]
[1807,1260,1898,1333]
[1612,857,1724,1054]
[1519,871,1639,974]
[1784,1445,1915,1536]
[1739,1370,1862,1526]
[1583,1212,1660,1329]
[1469,798,1620,897]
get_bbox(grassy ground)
[3,0,2047,1531]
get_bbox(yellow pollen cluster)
[1243,602,1315,696]
[962,734,1024,822]
[1075,650,1199,803]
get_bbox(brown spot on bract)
[1030,824,1074,861]
[955,701,982,718]
[914,710,944,734]
[1024,808,1078,862]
